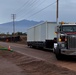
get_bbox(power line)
[18,0,46,19]
[16,0,38,14]
[14,0,31,14]
[26,1,56,19]
[26,0,46,14]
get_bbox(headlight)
[59,38,61,42]
[60,34,66,42]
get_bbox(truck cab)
[54,23,76,59]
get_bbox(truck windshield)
[61,25,76,32]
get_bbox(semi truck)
[27,21,76,59]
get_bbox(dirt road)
[0,42,76,72]
[0,56,26,75]
[0,50,76,75]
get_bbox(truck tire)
[54,45,62,60]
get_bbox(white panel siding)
[41,22,47,41]
[27,22,57,42]
[27,27,34,41]
[34,25,41,41]
[47,22,57,39]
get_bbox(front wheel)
[54,45,62,60]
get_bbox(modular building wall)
[27,22,57,42]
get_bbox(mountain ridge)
[0,19,43,34]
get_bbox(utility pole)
[11,14,16,42]
[11,14,16,35]
[56,0,59,24]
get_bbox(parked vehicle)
[27,22,57,49]
[54,22,76,59]
[27,21,76,59]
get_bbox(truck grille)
[68,35,76,48]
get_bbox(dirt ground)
[0,50,76,75]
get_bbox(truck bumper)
[54,43,76,55]
[61,49,76,55]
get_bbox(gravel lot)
[0,50,76,75]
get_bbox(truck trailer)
[27,21,76,60]
[27,22,57,49]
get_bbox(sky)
[0,0,76,24]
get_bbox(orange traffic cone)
[8,46,11,51]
